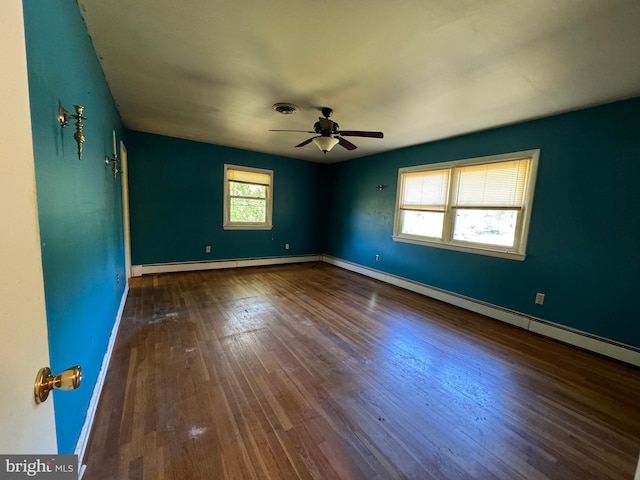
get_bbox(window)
[223,164,273,230]
[393,150,539,260]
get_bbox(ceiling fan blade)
[295,137,316,148]
[337,137,358,151]
[317,117,334,132]
[338,130,384,138]
[269,129,316,133]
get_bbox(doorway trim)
[120,141,132,279]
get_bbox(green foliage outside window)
[229,182,267,223]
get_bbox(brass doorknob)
[34,365,82,404]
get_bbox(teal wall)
[23,0,125,453]
[125,130,326,265]
[324,98,640,349]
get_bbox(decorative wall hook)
[105,130,120,179]
[376,184,386,191]
[58,104,86,160]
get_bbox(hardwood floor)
[83,263,640,479]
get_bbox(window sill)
[392,235,526,261]
[223,224,273,231]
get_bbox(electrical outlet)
[117,274,120,284]
[205,245,211,253]
[375,254,380,262]
[535,292,545,305]
[285,243,290,250]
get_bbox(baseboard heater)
[132,254,322,277]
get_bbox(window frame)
[223,164,274,230]
[393,149,539,261]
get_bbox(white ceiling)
[78,0,640,163]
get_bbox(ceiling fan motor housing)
[314,121,340,135]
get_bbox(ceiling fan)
[270,107,384,153]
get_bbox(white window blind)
[453,159,529,208]
[227,169,271,186]
[400,169,450,212]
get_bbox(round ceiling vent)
[273,103,299,115]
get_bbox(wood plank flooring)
[82,263,640,479]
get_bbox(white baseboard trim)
[322,255,640,367]
[132,254,322,276]
[75,283,129,474]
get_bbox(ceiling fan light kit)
[312,136,339,153]
[270,106,383,154]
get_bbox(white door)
[0,0,57,453]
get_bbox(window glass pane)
[401,210,444,238]
[401,169,449,211]
[230,198,266,222]
[454,159,529,207]
[229,181,266,199]
[452,209,518,247]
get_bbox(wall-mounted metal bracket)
[58,104,86,160]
